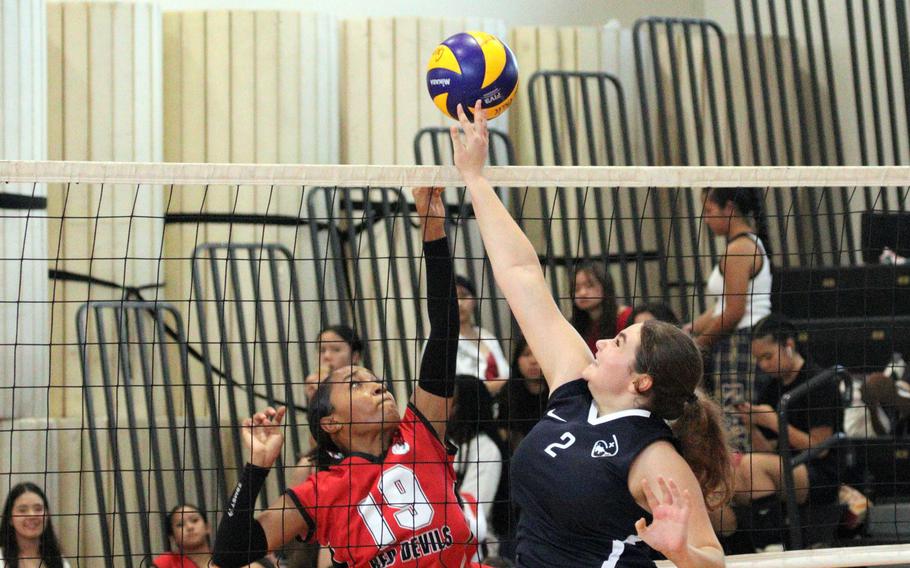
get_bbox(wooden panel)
[279,13,302,164]
[58,2,91,420]
[160,10,341,412]
[46,2,164,419]
[369,19,396,164]
[417,19,444,133]
[341,18,370,163]
[394,17,419,165]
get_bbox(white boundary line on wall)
[2,161,910,187]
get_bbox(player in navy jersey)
[450,101,733,568]
[212,187,479,568]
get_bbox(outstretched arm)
[629,443,725,568]
[214,407,310,567]
[451,101,592,391]
[410,187,458,442]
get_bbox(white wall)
[0,0,48,421]
[104,0,706,27]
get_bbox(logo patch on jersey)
[591,435,619,458]
[546,409,567,422]
[390,441,411,455]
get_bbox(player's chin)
[580,362,596,381]
[381,399,401,421]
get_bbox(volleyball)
[426,31,519,121]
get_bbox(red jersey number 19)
[357,465,435,548]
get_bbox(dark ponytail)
[672,393,734,510]
[634,321,734,509]
[706,186,772,258]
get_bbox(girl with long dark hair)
[571,260,632,353]
[0,483,69,568]
[451,101,732,567]
[495,335,549,454]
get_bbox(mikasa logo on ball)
[483,89,503,104]
[429,78,451,87]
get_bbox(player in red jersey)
[213,187,477,568]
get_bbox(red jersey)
[288,404,476,568]
[151,552,200,568]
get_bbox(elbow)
[720,307,745,330]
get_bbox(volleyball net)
[1,161,909,567]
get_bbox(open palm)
[241,406,287,468]
[635,476,691,558]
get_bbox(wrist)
[665,545,694,567]
[250,451,277,468]
[461,171,484,185]
[421,226,446,241]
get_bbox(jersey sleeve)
[285,475,319,543]
[403,403,458,462]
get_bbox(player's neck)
[186,551,211,568]
[781,355,805,386]
[347,428,395,457]
[724,218,753,239]
[16,535,41,559]
[591,390,637,417]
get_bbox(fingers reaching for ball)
[451,102,489,181]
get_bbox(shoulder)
[726,234,760,256]
[289,463,348,502]
[151,552,178,568]
[404,403,457,456]
[628,439,690,484]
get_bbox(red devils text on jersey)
[287,404,477,568]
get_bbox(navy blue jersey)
[510,379,677,567]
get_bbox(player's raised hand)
[635,476,691,559]
[450,99,488,181]
[412,186,446,241]
[241,406,287,468]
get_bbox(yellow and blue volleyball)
[426,31,519,121]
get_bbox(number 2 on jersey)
[544,432,576,457]
[357,465,435,548]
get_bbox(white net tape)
[2,160,910,187]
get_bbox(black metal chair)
[778,365,854,549]
[77,301,214,568]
